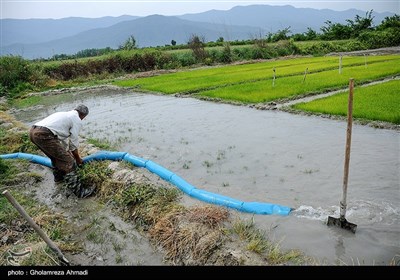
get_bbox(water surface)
[15,90,400,265]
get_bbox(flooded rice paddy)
[14,89,399,265]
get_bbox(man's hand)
[71,149,84,167]
[76,157,84,167]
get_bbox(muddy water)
[15,90,399,265]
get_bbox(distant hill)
[178,4,393,34]
[0,4,395,59]
[2,15,265,59]
[1,15,138,45]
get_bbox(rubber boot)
[63,170,81,197]
[76,185,96,198]
[64,170,96,198]
[53,169,65,183]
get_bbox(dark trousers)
[29,125,75,174]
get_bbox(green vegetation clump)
[0,56,32,98]
[0,158,11,182]
[0,56,48,98]
[231,217,305,264]
[87,138,114,150]
[0,114,39,154]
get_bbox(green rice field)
[114,55,399,94]
[197,59,400,103]
[113,54,400,124]
[293,79,400,124]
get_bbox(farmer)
[29,104,95,198]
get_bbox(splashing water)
[292,200,399,226]
[292,205,335,221]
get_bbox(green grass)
[87,138,113,150]
[0,158,13,182]
[293,79,400,124]
[231,217,306,264]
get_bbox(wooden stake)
[272,67,276,87]
[303,67,308,83]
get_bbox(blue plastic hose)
[1,151,292,216]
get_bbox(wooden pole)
[2,190,70,265]
[340,78,354,221]
[272,67,276,87]
[339,55,342,74]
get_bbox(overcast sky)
[1,0,399,19]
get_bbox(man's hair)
[75,104,89,116]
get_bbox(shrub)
[173,52,196,67]
[342,40,368,52]
[358,28,400,49]
[300,41,337,56]
[0,56,32,97]
[232,47,253,61]
[274,40,300,56]
[28,63,49,88]
[220,43,233,63]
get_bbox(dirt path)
[326,46,400,56]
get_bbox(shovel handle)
[340,79,354,219]
[2,190,69,265]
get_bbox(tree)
[171,40,177,46]
[119,35,137,50]
[188,34,207,62]
[358,13,400,48]
[377,14,400,30]
[320,20,352,40]
[346,10,375,37]
[304,28,318,40]
[266,27,291,42]
[320,11,377,40]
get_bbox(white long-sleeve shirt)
[34,110,82,151]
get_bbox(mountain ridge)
[1,4,395,59]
